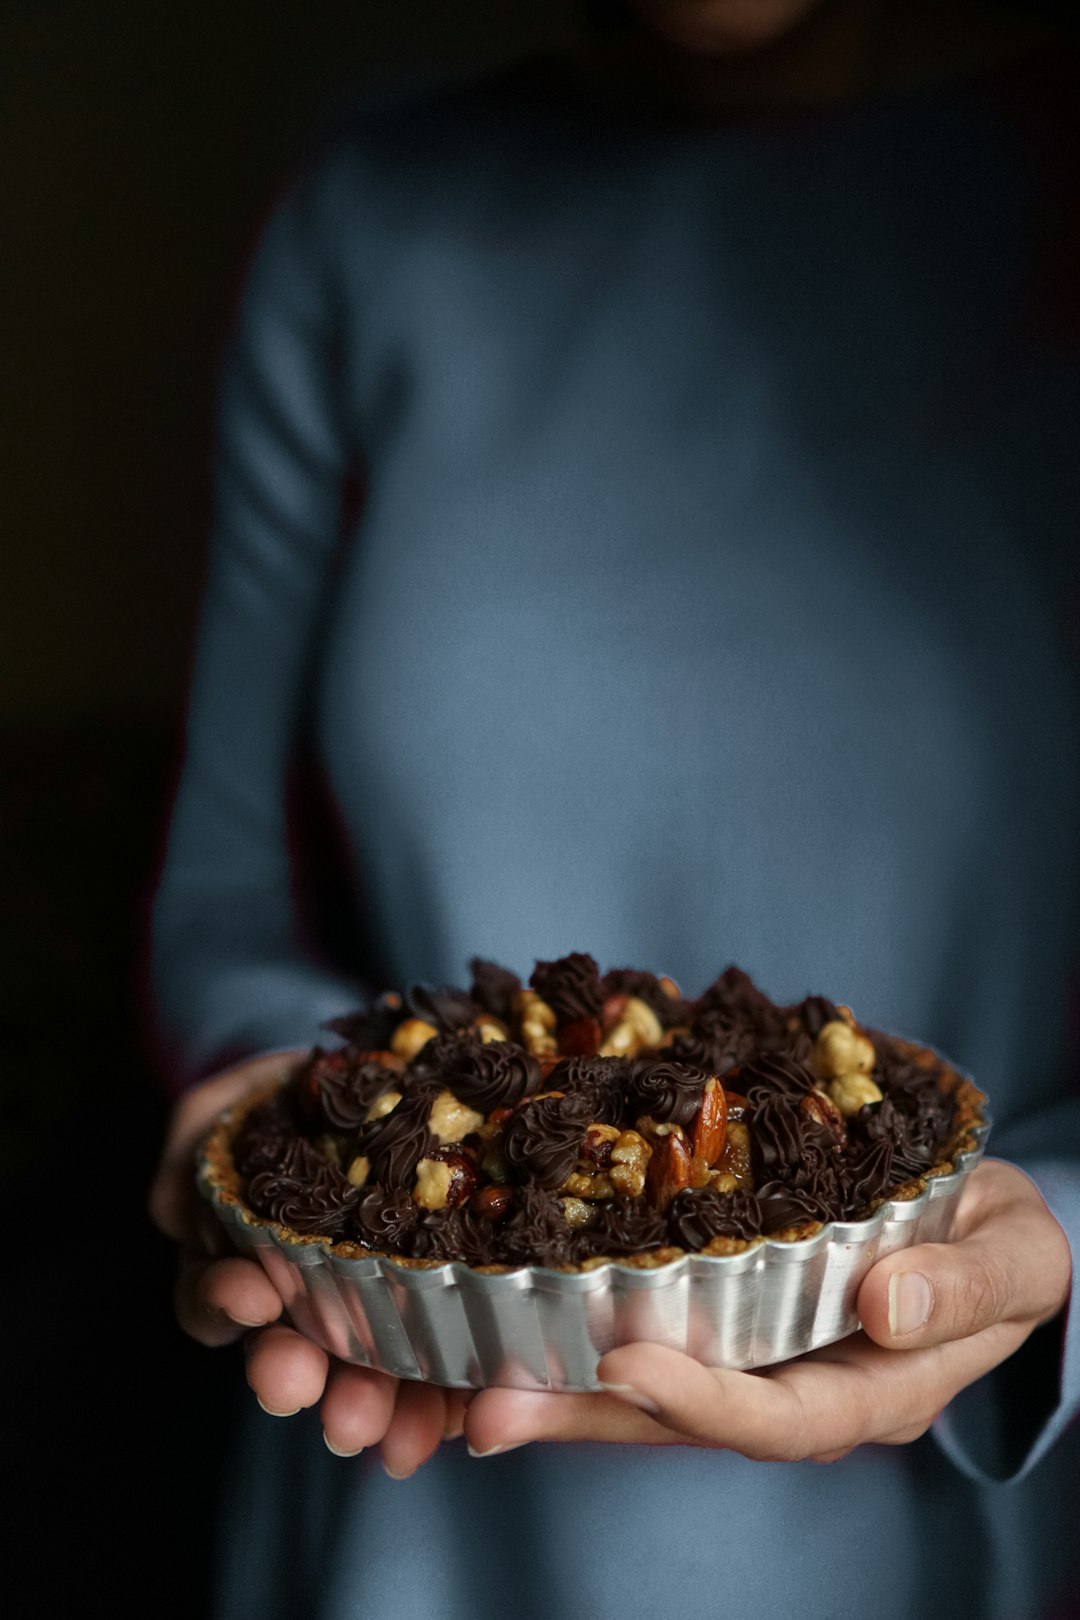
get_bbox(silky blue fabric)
[154,60,1080,1619]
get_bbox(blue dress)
[154,53,1080,1619]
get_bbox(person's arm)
[148,155,455,1474]
[932,1102,1080,1482]
[152,150,361,1092]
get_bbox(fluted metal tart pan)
[197,1047,988,1390]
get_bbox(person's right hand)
[147,1051,462,1475]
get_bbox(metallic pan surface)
[198,1116,990,1392]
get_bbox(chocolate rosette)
[602,968,687,1026]
[232,1089,298,1178]
[411,1208,499,1265]
[352,1186,419,1252]
[529,952,604,1024]
[626,1057,710,1128]
[298,1048,399,1131]
[668,1187,764,1246]
[574,1198,669,1258]
[468,957,522,1024]
[797,995,842,1038]
[668,1011,757,1075]
[407,982,479,1033]
[837,1137,896,1211]
[498,1186,578,1267]
[757,1181,842,1232]
[359,1084,439,1186]
[502,1091,594,1189]
[742,1052,817,1107]
[324,992,403,1051]
[544,1055,624,1123]
[421,1033,538,1112]
[247,1138,359,1238]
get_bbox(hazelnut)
[473,1016,509,1044]
[513,989,559,1057]
[599,995,664,1058]
[412,1148,477,1211]
[390,1018,440,1062]
[365,1089,402,1122]
[828,1073,884,1118]
[813,1020,876,1080]
[658,975,681,1000]
[345,1154,371,1188]
[469,1184,514,1222]
[428,1089,485,1144]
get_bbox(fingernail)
[466,1441,530,1459]
[889,1271,933,1336]
[598,1381,660,1414]
[256,1397,300,1418]
[231,1314,267,1328]
[382,1463,416,1481]
[324,1436,364,1458]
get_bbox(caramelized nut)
[716,1118,753,1187]
[560,1196,597,1230]
[645,1130,692,1212]
[813,1020,876,1080]
[608,1129,652,1197]
[709,1171,738,1194]
[474,1017,509,1044]
[658,976,681,1000]
[560,1169,615,1201]
[691,1076,728,1166]
[390,1018,440,1062]
[469,1184,514,1221]
[800,1088,847,1143]
[581,1123,621,1169]
[428,1089,485,1144]
[412,1148,477,1211]
[828,1073,884,1117]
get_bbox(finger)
[443,1391,470,1442]
[380,1381,451,1479]
[244,1323,329,1416]
[321,1364,399,1456]
[859,1200,1071,1351]
[174,1253,283,1347]
[464,1385,675,1456]
[597,1326,1028,1462]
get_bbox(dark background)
[3,2,1075,1614]
[1,5,571,1612]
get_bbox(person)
[148,1,1080,1614]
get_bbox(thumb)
[859,1231,1063,1350]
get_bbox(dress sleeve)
[933,1102,1080,1482]
[151,152,366,1091]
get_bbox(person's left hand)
[463,1158,1072,1461]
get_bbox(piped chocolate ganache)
[223,956,983,1269]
